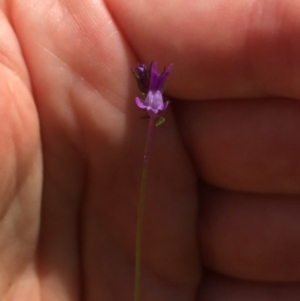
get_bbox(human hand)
[1,0,300,300]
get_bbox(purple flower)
[133,62,173,119]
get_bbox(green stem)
[134,117,156,301]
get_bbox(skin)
[0,0,300,300]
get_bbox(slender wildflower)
[132,61,173,301]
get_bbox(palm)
[1,0,300,300]
[1,0,198,300]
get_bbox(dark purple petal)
[149,62,173,92]
[133,64,150,95]
[156,64,173,91]
[149,62,159,91]
[135,64,147,77]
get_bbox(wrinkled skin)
[1,0,300,300]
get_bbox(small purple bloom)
[132,63,150,95]
[133,61,173,119]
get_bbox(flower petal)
[149,61,159,91]
[162,100,170,110]
[145,90,164,114]
[133,64,150,95]
[135,64,147,77]
[135,97,147,109]
[157,64,173,91]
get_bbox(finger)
[198,272,300,301]
[175,98,300,194]
[0,6,41,297]
[106,0,300,99]
[199,186,300,282]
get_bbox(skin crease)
[0,0,298,300]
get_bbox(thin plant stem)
[134,116,156,301]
